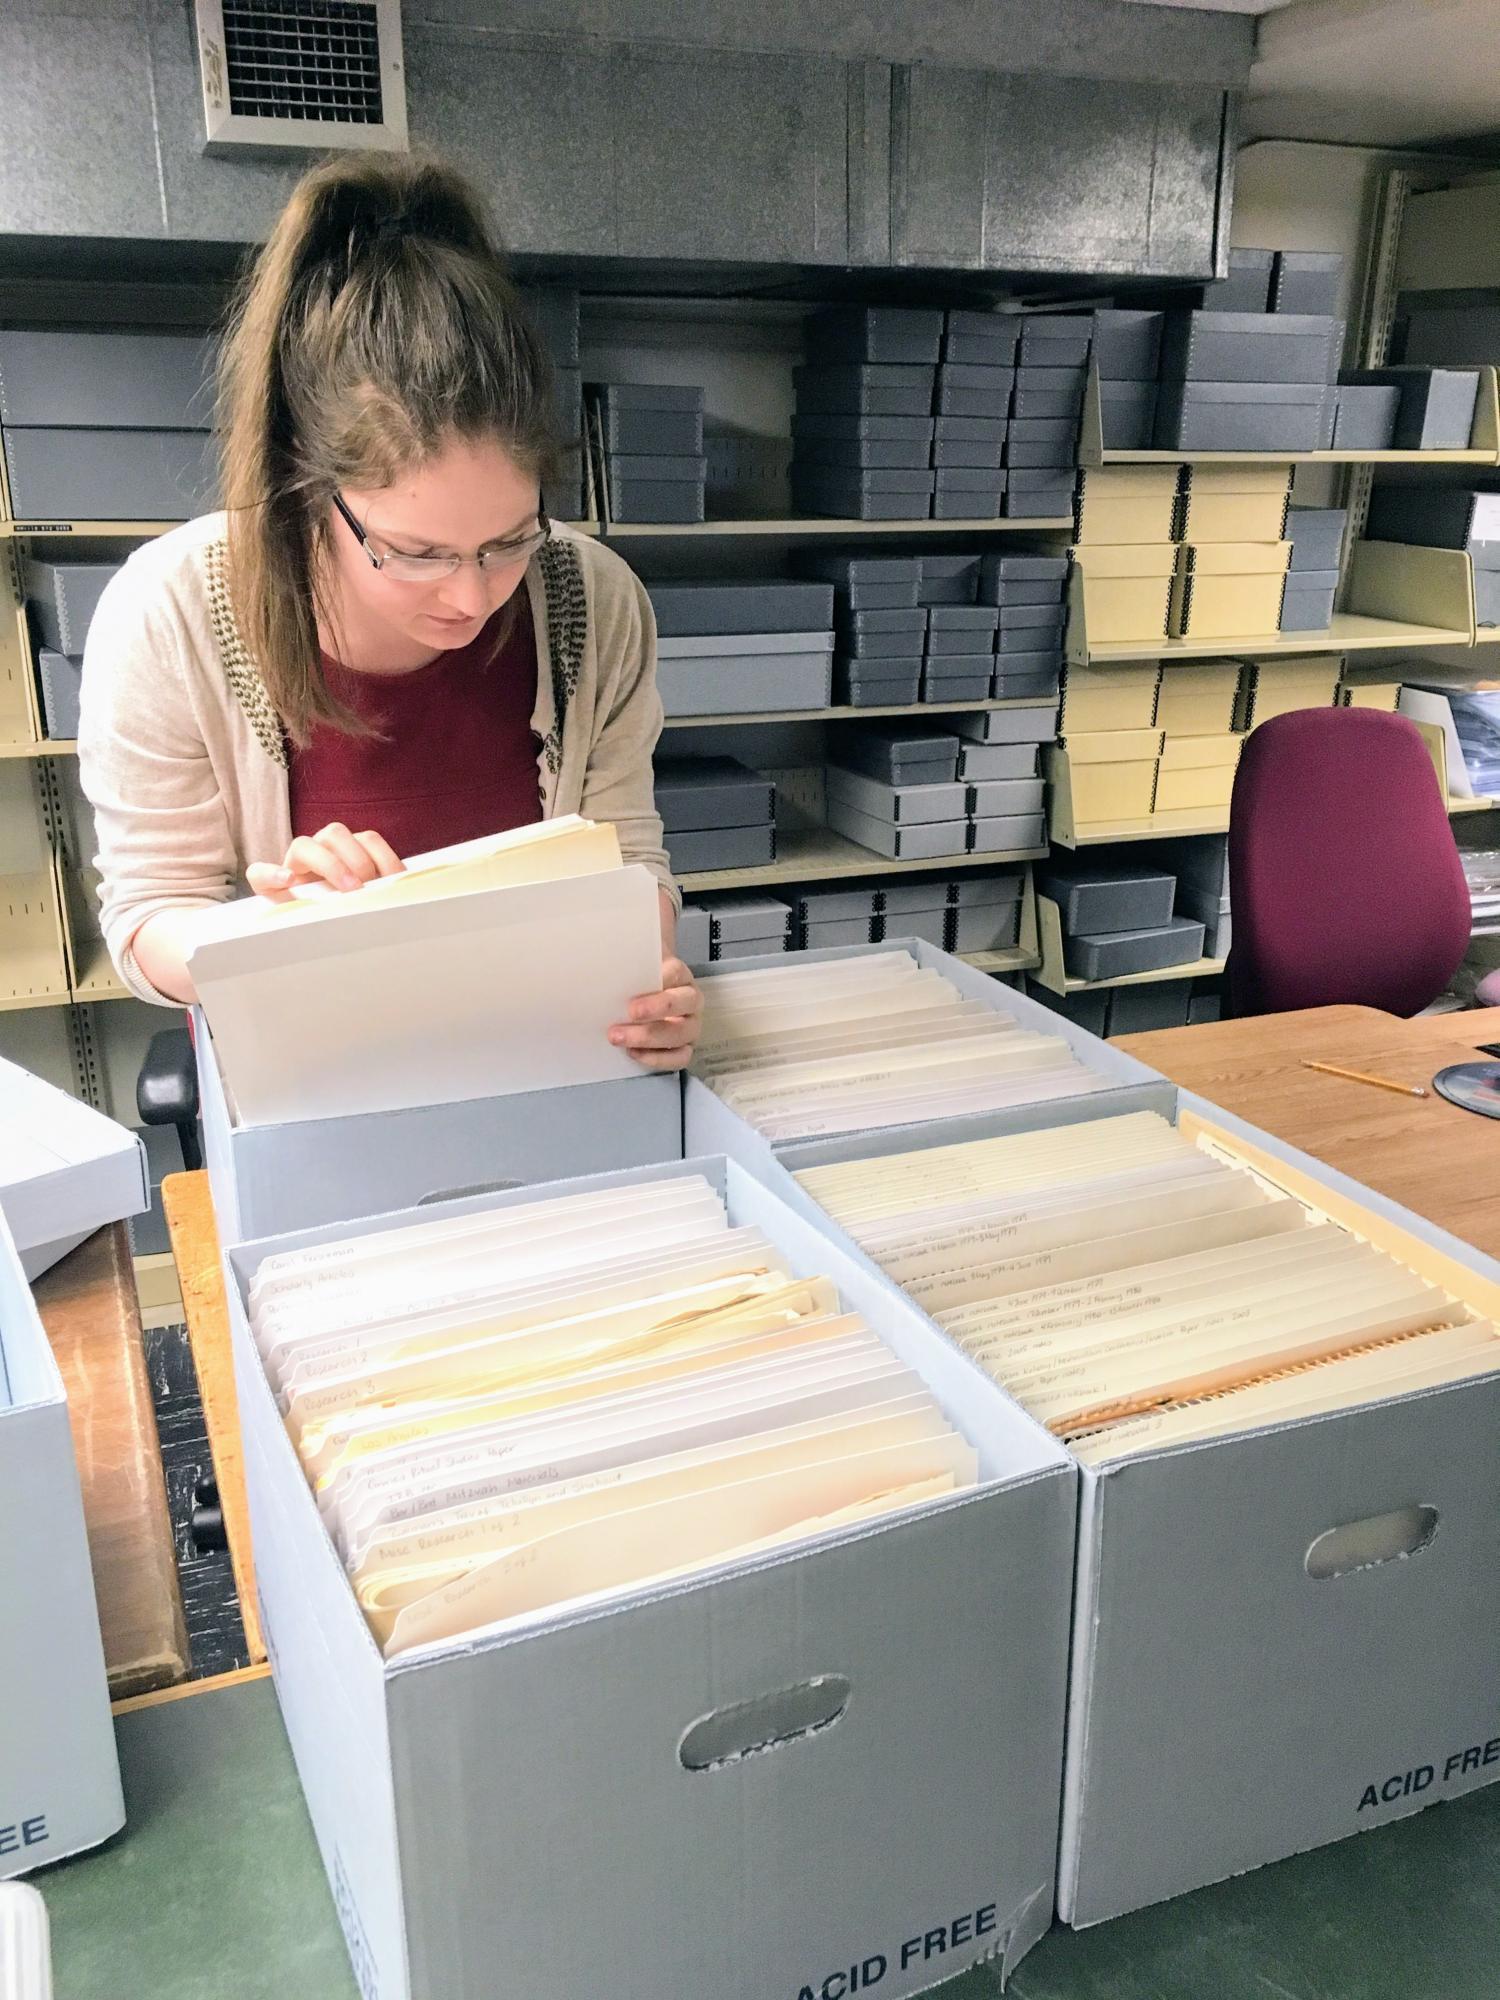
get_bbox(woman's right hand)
[246,822,405,902]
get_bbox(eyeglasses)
[333,493,551,582]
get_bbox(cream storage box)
[1153,662,1240,736]
[0,1207,124,1877]
[1046,729,1163,826]
[1170,541,1292,642]
[744,1094,1500,1927]
[1059,663,1161,735]
[1071,544,1178,648]
[1073,467,1179,546]
[0,1058,148,1278]
[1152,732,1244,815]
[224,1156,1078,2000]
[1174,463,1293,546]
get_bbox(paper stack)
[250,1172,976,1656]
[188,816,663,1127]
[797,1111,1500,1461]
[692,949,1114,1142]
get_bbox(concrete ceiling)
[1245,0,1500,146]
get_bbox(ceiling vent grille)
[195,0,408,155]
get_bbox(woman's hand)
[610,955,703,1072]
[246,822,405,902]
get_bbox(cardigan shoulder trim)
[536,535,587,777]
[204,537,288,771]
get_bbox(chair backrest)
[1226,706,1471,1019]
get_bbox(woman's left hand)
[609,956,703,1072]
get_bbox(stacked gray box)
[793,365,936,418]
[797,554,922,707]
[1012,366,1088,422]
[675,901,712,966]
[648,580,834,719]
[695,892,793,959]
[658,753,777,875]
[806,307,944,366]
[1006,468,1076,520]
[1365,487,1500,624]
[35,650,82,739]
[1091,309,1165,383]
[917,554,981,606]
[980,553,1068,694]
[1282,504,1346,632]
[923,603,998,704]
[595,384,707,523]
[1062,916,1205,981]
[942,310,1022,368]
[832,718,1046,855]
[932,464,1006,521]
[934,360,1014,421]
[24,558,120,655]
[1270,251,1344,317]
[1019,317,1092,369]
[1038,865,1177,936]
[1153,306,1339,452]
[957,703,1059,747]
[794,886,879,951]
[0,317,217,519]
[1006,417,1079,468]
[1155,379,1327,453]
[958,739,1040,781]
[838,724,960,787]
[879,878,952,949]
[791,336,942,506]
[948,869,1026,952]
[1330,383,1401,449]
[796,551,920,611]
[1173,248,1275,315]
[1340,368,1482,450]
[519,287,584,518]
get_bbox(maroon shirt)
[289,597,542,855]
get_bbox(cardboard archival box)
[225,1155,1077,2000]
[1048,730,1164,824]
[1153,663,1239,737]
[0,1058,148,1278]
[684,938,1173,1174]
[1059,664,1161,735]
[0,1207,124,1877]
[733,1092,1500,1926]
[1072,544,1178,646]
[1171,542,1292,642]
[1152,733,1243,813]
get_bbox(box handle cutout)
[418,1179,523,1205]
[1306,1504,1438,1580]
[679,1674,851,1772]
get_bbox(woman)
[78,151,700,1073]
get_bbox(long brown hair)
[218,150,559,744]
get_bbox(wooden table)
[32,1224,188,1698]
[1114,1004,1500,1259]
[160,1172,265,1664]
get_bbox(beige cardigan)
[76,514,675,1006]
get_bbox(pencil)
[1301,1059,1428,1099]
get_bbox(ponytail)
[218,151,559,744]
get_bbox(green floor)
[37,1676,1500,1999]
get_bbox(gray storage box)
[839,635,927,665]
[1177,883,1231,957]
[1331,385,1401,449]
[1013,380,1087,422]
[951,870,1027,910]
[597,407,703,454]
[656,640,834,719]
[959,741,1039,780]
[834,663,923,707]
[927,604,998,651]
[1186,248,1275,314]
[951,900,1023,952]
[1337,368,1481,449]
[943,313,1021,365]
[518,285,581,367]
[998,626,1065,659]
[806,307,944,365]
[933,415,1006,447]
[1271,250,1345,317]
[968,776,1045,816]
[1153,380,1327,453]
[1474,567,1500,629]
[1365,487,1500,553]
[959,704,1059,745]
[921,667,992,702]
[799,438,934,471]
[1091,311,1164,382]
[3,428,219,521]
[1039,866,1178,935]
[1007,418,1080,467]
[999,603,1067,633]
[797,887,879,927]
[839,725,959,784]
[676,902,712,966]
[933,483,1005,521]
[1286,507,1348,572]
[825,766,968,825]
[596,382,703,413]
[604,453,706,480]
[1020,315,1093,358]
[195,1011,683,1246]
[798,553,921,590]
[881,880,951,916]
[992,667,1064,700]
[606,477,705,525]
[1279,573,1337,633]
[654,758,775,833]
[987,579,1067,609]
[791,469,935,520]
[1063,915,1206,981]
[802,916,879,950]
[969,812,1047,853]
[793,365,936,417]
[704,893,793,946]
[979,553,1070,601]
[936,362,1014,410]
[844,581,923,610]
[24,559,121,653]
[1099,382,1158,451]
[35,650,82,739]
[839,607,929,647]
[1103,977,1194,1034]
[882,907,950,949]
[649,582,834,637]
[664,825,775,874]
[0,329,215,428]
[714,935,788,961]
[933,436,1005,469]
[918,555,982,606]
[792,414,934,444]
[825,798,969,861]
[1005,476,1075,518]
[1021,336,1094,374]
[1187,989,1222,1024]
[1160,310,1338,385]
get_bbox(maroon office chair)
[1225,707,1471,1019]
